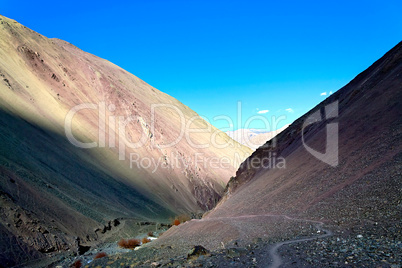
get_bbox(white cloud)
[285,108,294,113]
[320,92,327,96]
[257,110,269,114]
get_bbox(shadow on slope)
[0,108,174,266]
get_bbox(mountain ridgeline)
[0,15,251,266]
[145,41,402,265]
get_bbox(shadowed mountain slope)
[0,15,251,266]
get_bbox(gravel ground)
[82,220,401,268]
[279,223,401,267]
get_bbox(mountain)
[135,42,402,266]
[226,125,289,150]
[0,15,251,266]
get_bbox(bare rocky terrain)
[0,14,400,268]
[86,41,402,267]
[0,15,251,267]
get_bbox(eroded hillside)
[125,41,402,267]
[0,15,251,266]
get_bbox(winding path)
[193,214,333,268]
[266,216,333,268]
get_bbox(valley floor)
[80,215,401,267]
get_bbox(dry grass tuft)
[172,214,191,226]
[71,259,82,268]
[142,237,151,244]
[117,238,141,249]
[147,231,154,237]
[94,252,107,259]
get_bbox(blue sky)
[2,0,401,131]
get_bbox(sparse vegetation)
[172,214,191,226]
[117,238,141,249]
[94,252,107,259]
[147,231,154,237]
[142,237,151,244]
[71,259,82,268]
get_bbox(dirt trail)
[193,214,333,268]
[266,216,333,268]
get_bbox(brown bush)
[71,259,82,268]
[94,252,107,259]
[147,231,154,237]
[142,237,151,244]
[117,238,141,249]
[172,214,191,226]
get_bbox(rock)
[226,247,248,258]
[77,244,90,255]
[112,219,120,226]
[197,255,205,262]
[151,262,160,267]
[187,245,210,259]
[253,237,262,243]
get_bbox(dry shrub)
[172,214,191,226]
[142,237,151,244]
[117,238,141,249]
[117,238,127,248]
[147,231,154,237]
[94,252,107,259]
[71,259,82,268]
